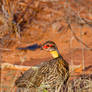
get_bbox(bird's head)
[17,40,61,58]
[41,41,57,51]
[41,41,60,58]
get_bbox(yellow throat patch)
[50,50,59,58]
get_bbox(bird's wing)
[15,59,56,88]
[33,60,57,87]
[15,62,50,88]
[30,62,50,87]
[15,67,39,88]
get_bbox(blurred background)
[0,0,92,92]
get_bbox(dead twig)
[81,18,92,27]
[68,24,92,50]
[1,63,39,71]
[0,48,13,51]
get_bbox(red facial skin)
[43,44,53,49]
[43,45,48,49]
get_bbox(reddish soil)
[0,0,92,91]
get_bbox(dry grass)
[0,0,92,92]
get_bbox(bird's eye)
[49,44,53,47]
[47,45,49,47]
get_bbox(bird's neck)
[50,50,61,58]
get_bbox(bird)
[15,41,69,92]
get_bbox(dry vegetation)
[0,0,92,92]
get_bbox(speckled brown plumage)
[15,41,69,92]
